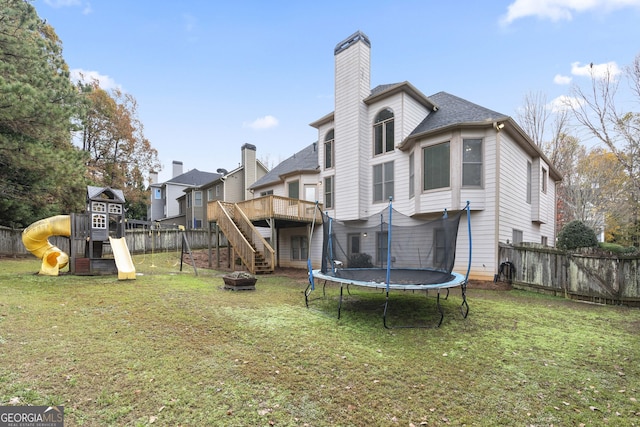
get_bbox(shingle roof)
[87,186,125,203]
[409,91,509,137]
[167,169,220,186]
[250,143,319,189]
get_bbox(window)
[186,194,192,208]
[324,129,334,169]
[512,229,523,245]
[288,180,299,199]
[374,108,394,155]
[434,228,446,266]
[260,190,274,197]
[526,161,532,204]
[194,191,202,207]
[409,152,415,198]
[542,167,548,194]
[324,176,334,209]
[348,233,361,255]
[207,188,214,200]
[423,142,450,190]
[377,231,388,266]
[373,161,394,202]
[462,139,483,186]
[291,236,308,260]
[154,188,162,200]
[541,236,548,246]
[216,184,221,197]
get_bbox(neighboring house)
[210,31,561,280]
[183,143,268,229]
[148,161,220,228]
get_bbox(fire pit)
[222,271,257,291]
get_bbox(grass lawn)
[1,253,639,426]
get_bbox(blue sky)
[35,0,640,182]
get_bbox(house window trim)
[373,108,395,156]
[373,161,394,203]
[423,141,451,192]
[291,235,309,260]
[324,129,335,170]
[462,138,484,188]
[324,176,334,209]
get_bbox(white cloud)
[549,94,584,112]
[571,61,622,79]
[501,0,640,25]
[244,115,279,130]
[70,69,121,91]
[553,74,572,85]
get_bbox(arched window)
[374,108,394,155]
[324,129,334,169]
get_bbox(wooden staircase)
[211,201,275,274]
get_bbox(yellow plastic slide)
[21,215,71,276]
[108,236,136,280]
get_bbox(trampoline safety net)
[320,204,465,287]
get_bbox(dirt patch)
[187,250,512,289]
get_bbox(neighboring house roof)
[166,169,221,186]
[250,143,319,189]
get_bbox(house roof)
[407,91,509,139]
[166,169,220,186]
[250,143,319,189]
[365,82,438,111]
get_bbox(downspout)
[494,123,502,279]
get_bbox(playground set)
[21,186,136,280]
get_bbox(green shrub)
[348,252,373,268]
[557,220,598,250]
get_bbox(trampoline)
[306,200,471,328]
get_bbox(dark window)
[423,142,450,190]
[377,231,388,266]
[374,108,394,155]
[288,180,299,199]
[409,152,415,198]
[324,129,334,169]
[324,176,334,209]
[291,236,308,260]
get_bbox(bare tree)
[567,55,640,245]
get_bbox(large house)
[150,144,267,229]
[209,31,561,280]
[148,161,220,227]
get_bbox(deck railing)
[233,195,322,222]
[212,201,257,273]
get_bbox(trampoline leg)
[304,282,312,308]
[383,292,390,329]
[435,291,444,327]
[444,288,450,300]
[460,282,470,318]
[338,285,344,319]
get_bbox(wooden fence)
[0,226,218,257]
[499,243,640,306]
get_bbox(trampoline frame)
[305,200,472,328]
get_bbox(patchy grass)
[1,254,639,426]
